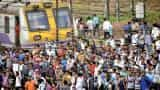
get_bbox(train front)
[20,1,72,48]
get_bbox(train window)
[54,8,72,28]
[5,16,10,33]
[26,10,49,31]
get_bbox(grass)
[145,11,160,23]
[99,11,160,24]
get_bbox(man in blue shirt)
[61,58,67,72]
[18,50,25,61]
[123,22,132,44]
[92,14,100,29]
[140,73,152,90]
[92,14,100,37]
[18,53,25,61]
[140,21,150,35]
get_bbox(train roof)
[0,2,25,7]
[0,2,25,15]
[0,0,69,15]
[0,2,9,8]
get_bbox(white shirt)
[45,42,56,55]
[127,76,135,89]
[131,22,139,31]
[153,74,160,83]
[131,34,138,45]
[97,74,102,87]
[114,59,124,68]
[67,59,75,70]
[94,64,102,77]
[155,40,160,50]
[120,38,125,45]
[152,27,160,40]
[19,64,24,72]
[15,75,22,87]
[98,58,104,64]
[76,77,84,90]
[103,20,112,31]
[71,76,76,90]
[12,63,20,74]
[45,42,52,49]
[138,34,144,45]
[155,63,160,74]
[87,20,94,30]
[109,39,116,49]
[80,41,85,50]
[111,73,117,85]
[38,82,46,90]
[46,49,56,56]
[74,52,79,59]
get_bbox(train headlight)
[32,5,39,11]
[34,35,41,41]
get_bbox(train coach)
[0,0,72,48]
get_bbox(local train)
[0,0,72,48]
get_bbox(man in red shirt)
[88,62,96,76]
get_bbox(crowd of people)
[0,15,160,90]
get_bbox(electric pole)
[143,0,146,19]
[115,0,120,22]
[131,0,135,17]
[69,0,74,45]
[104,0,110,20]
[69,0,75,56]
[69,0,73,35]
[56,0,59,45]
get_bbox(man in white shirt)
[15,72,22,90]
[12,61,20,75]
[109,36,116,49]
[102,18,112,39]
[94,58,104,77]
[155,40,160,51]
[131,31,139,46]
[151,24,160,40]
[66,58,75,70]
[86,16,94,37]
[45,41,56,56]
[76,73,85,90]
[79,40,85,50]
[46,46,56,57]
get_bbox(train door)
[0,14,16,47]
[15,16,20,46]
[5,15,16,47]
